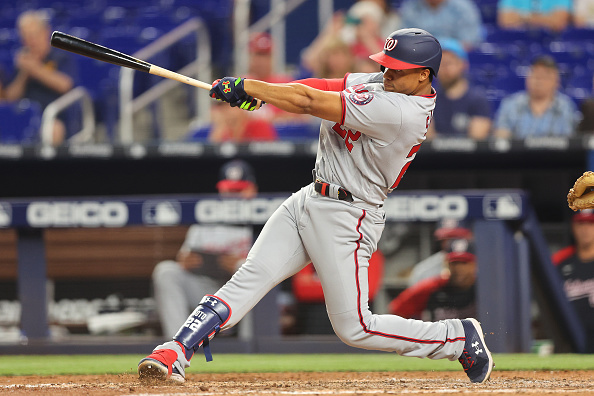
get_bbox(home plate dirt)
[0,371,593,395]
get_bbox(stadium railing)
[118,17,212,144]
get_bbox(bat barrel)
[51,31,152,73]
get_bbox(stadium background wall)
[0,141,587,223]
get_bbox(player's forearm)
[244,80,316,114]
[244,79,342,122]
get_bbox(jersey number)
[332,123,361,153]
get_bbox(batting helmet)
[369,28,442,76]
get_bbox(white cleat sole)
[138,359,185,384]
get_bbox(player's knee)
[331,322,369,348]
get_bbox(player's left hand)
[210,77,262,111]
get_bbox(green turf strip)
[0,354,593,376]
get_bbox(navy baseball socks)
[458,318,494,383]
[138,295,231,383]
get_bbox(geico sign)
[384,195,468,221]
[27,201,128,227]
[195,198,285,224]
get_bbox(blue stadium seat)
[0,15,16,30]
[565,86,591,103]
[134,6,178,31]
[548,43,589,65]
[486,28,555,48]
[469,64,511,88]
[476,0,499,26]
[560,28,594,42]
[186,125,210,141]
[275,123,319,141]
[65,14,108,35]
[468,72,492,90]
[484,87,507,115]
[468,51,515,70]
[491,75,525,95]
[0,46,15,81]
[0,100,42,144]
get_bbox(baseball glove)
[567,171,594,211]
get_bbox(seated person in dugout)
[552,209,594,353]
[390,239,477,322]
[152,160,257,337]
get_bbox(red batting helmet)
[369,28,442,76]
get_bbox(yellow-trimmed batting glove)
[210,77,263,111]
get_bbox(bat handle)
[149,65,211,90]
[149,66,264,110]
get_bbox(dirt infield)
[1,371,593,395]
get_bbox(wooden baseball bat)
[50,31,263,108]
[51,31,212,89]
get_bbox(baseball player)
[138,28,494,384]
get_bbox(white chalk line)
[0,383,590,395]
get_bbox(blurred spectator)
[369,0,402,37]
[312,37,356,79]
[246,32,303,125]
[399,0,484,50]
[198,100,277,142]
[552,209,594,352]
[573,0,594,27]
[301,1,388,79]
[291,250,385,334]
[390,239,477,321]
[346,1,389,61]
[494,55,580,138]
[429,38,491,140]
[4,10,75,146]
[247,32,292,84]
[497,0,572,32]
[152,160,256,337]
[408,218,473,287]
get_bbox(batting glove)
[209,77,259,109]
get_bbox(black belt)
[314,180,353,202]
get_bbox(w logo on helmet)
[384,38,398,51]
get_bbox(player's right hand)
[210,78,263,111]
[209,77,246,104]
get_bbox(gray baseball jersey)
[315,72,436,205]
[214,72,466,361]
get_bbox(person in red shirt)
[246,32,302,125]
[207,100,277,142]
[389,239,477,321]
[291,250,385,334]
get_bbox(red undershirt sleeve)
[291,75,349,124]
[292,78,346,92]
